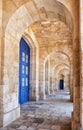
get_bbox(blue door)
[60,80,64,90]
[19,38,30,104]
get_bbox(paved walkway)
[1,90,73,130]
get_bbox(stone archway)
[53,64,70,91]
[1,0,75,127]
[58,68,70,91]
[43,51,72,95]
[3,7,39,127]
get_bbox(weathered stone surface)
[51,125,60,130]
[27,127,36,130]
[3,91,72,130]
[0,1,82,130]
[17,126,27,130]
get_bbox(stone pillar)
[50,77,52,94]
[80,50,83,130]
[50,70,54,94]
[29,50,39,101]
[45,60,49,95]
[70,65,73,102]
[52,69,56,94]
[71,1,80,129]
[45,59,50,95]
[80,0,83,129]
[0,0,3,127]
[48,59,50,95]
[52,76,56,94]
[39,59,46,100]
[54,78,58,91]
[72,40,80,130]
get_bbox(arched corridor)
[0,0,83,130]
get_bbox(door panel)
[60,80,64,90]
[19,38,30,104]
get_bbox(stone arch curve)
[52,63,70,88]
[52,63,70,80]
[53,63,70,71]
[4,0,73,31]
[57,68,70,77]
[44,51,71,65]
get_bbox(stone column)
[71,1,80,129]
[70,64,73,102]
[72,39,80,130]
[39,59,46,100]
[52,76,56,94]
[50,70,54,94]
[79,0,83,129]
[45,59,50,95]
[45,60,49,95]
[54,78,58,91]
[52,70,56,94]
[29,50,39,101]
[48,59,50,95]
[80,50,83,130]
[0,0,3,127]
[50,77,52,94]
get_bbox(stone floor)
[0,90,73,130]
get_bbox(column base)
[72,121,80,130]
[29,96,37,101]
[78,128,83,130]
[39,94,46,100]
[70,96,73,102]
[3,106,20,127]
[71,112,80,130]
[29,96,39,101]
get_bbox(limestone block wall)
[2,4,40,126]
[3,31,38,126]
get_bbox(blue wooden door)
[19,38,30,104]
[60,80,64,90]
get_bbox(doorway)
[60,79,64,90]
[19,38,30,104]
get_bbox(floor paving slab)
[1,91,73,130]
